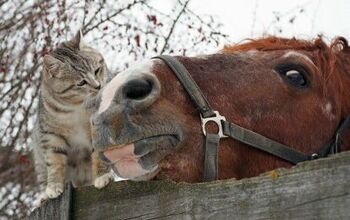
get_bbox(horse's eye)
[278,67,308,88]
[77,80,87,86]
[94,67,101,76]
[285,70,307,87]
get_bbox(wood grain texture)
[30,152,350,220]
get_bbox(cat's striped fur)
[32,32,111,202]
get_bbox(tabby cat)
[32,31,111,202]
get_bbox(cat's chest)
[68,125,91,149]
[60,108,92,149]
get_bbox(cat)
[32,31,111,203]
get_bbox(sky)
[188,0,350,43]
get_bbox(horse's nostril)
[123,78,153,100]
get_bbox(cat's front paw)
[94,173,112,189]
[34,192,49,208]
[46,183,64,198]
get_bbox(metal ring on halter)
[200,111,228,138]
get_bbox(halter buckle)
[200,111,228,138]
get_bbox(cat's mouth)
[87,87,100,95]
[100,134,180,180]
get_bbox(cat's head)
[42,31,107,104]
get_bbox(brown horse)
[91,37,350,183]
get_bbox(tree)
[0,0,227,218]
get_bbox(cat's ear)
[43,55,63,78]
[69,30,87,49]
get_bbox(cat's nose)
[94,84,101,90]
[89,79,101,90]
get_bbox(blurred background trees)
[0,0,227,218]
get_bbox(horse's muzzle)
[90,64,183,180]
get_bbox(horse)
[90,36,350,183]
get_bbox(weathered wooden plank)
[29,184,72,220]
[29,152,350,220]
[70,152,350,220]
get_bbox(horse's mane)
[222,36,350,115]
[222,36,347,53]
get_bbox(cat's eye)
[77,80,87,86]
[94,67,101,76]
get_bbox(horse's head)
[91,37,350,182]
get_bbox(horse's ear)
[68,30,87,49]
[332,37,349,53]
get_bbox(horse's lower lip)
[102,134,179,179]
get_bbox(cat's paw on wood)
[94,173,112,189]
[46,183,64,198]
[33,192,49,208]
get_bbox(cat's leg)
[92,151,112,189]
[45,149,67,198]
[32,145,49,206]
[38,133,69,198]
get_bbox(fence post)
[29,184,72,220]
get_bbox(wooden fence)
[29,151,350,220]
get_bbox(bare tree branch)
[160,0,191,54]
[83,0,146,34]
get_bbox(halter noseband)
[153,55,350,181]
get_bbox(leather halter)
[153,55,350,181]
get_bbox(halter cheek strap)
[153,55,350,182]
[152,55,221,181]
